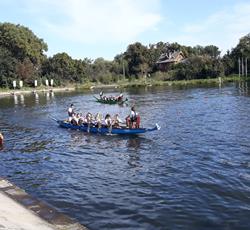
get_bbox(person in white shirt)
[71,113,79,125]
[105,114,112,127]
[95,113,102,129]
[67,104,75,122]
[126,106,138,128]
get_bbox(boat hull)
[57,120,160,135]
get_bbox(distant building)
[156,51,185,71]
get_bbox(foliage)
[124,42,149,77]
[0,46,17,87]
[0,23,47,64]
[0,22,249,88]
[173,56,224,80]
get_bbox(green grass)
[1,74,249,94]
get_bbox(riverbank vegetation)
[0,22,249,89]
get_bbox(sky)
[0,0,250,60]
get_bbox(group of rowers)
[99,91,124,102]
[67,104,140,129]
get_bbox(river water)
[0,82,250,230]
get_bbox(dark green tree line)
[0,22,249,88]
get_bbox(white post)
[34,80,38,87]
[50,79,54,86]
[13,80,16,89]
[45,79,49,86]
[19,80,23,88]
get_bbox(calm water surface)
[0,82,250,230]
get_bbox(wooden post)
[238,57,241,77]
[123,61,125,78]
[241,57,245,77]
[246,57,248,77]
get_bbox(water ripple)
[0,84,250,229]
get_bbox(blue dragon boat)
[56,120,160,135]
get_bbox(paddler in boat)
[112,114,122,128]
[99,91,103,99]
[71,113,79,125]
[0,132,3,147]
[105,114,112,127]
[67,103,75,122]
[126,106,140,128]
[78,113,84,125]
[117,93,123,101]
[86,112,93,124]
[95,113,102,129]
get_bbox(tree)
[231,33,250,58]
[0,23,48,65]
[42,53,76,84]
[225,33,250,74]
[0,46,17,87]
[173,56,224,80]
[204,45,221,58]
[16,58,38,84]
[124,42,149,77]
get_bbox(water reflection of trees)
[237,81,249,96]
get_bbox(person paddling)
[126,106,140,128]
[0,132,3,147]
[112,114,122,128]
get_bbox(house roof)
[156,51,184,64]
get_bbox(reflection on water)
[35,92,39,104]
[67,131,146,153]
[126,137,142,149]
[237,81,249,96]
[20,94,24,105]
[14,94,18,105]
[0,82,250,230]
[9,91,57,107]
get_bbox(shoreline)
[0,75,247,98]
[0,87,75,97]
[0,177,87,230]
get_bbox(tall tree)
[124,42,149,77]
[0,46,17,87]
[0,23,48,64]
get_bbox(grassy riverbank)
[78,74,248,89]
[0,75,249,97]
